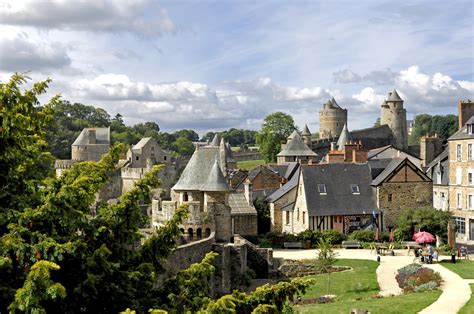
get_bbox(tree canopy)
[408,114,458,145]
[256,112,297,162]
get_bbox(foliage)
[173,137,195,156]
[321,230,346,245]
[396,207,452,242]
[349,230,376,243]
[408,113,458,145]
[236,159,266,171]
[9,260,66,313]
[396,264,441,293]
[314,238,338,295]
[202,128,258,146]
[256,112,297,162]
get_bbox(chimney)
[458,100,474,128]
[244,179,253,205]
[352,149,368,163]
[88,129,96,144]
[330,142,337,151]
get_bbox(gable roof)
[371,157,430,186]
[368,158,393,179]
[229,193,257,215]
[72,127,110,146]
[301,163,378,216]
[172,147,230,191]
[266,167,300,203]
[277,133,317,157]
[131,137,157,154]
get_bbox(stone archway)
[196,228,202,239]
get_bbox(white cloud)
[351,87,385,112]
[0,0,176,37]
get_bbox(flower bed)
[395,263,442,293]
[279,260,351,277]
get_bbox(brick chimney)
[458,100,474,129]
[88,129,96,144]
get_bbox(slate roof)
[448,116,474,140]
[210,133,221,146]
[337,123,351,149]
[229,193,257,215]
[277,133,317,157]
[368,158,393,179]
[288,130,299,140]
[201,159,231,191]
[301,164,378,216]
[131,137,152,153]
[302,124,311,135]
[330,97,342,109]
[72,127,110,146]
[225,143,235,162]
[367,145,392,159]
[387,89,403,102]
[425,147,449,185]
[426,147,449,170]
[371,158,405,186]
[266,167,300,203]
[172,147,230,191]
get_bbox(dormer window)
[468,124,473,135]
[351,184,360,194]
[318,184,327,194]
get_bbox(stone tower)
[319,97,348,138]
[380,89,408,150]
[301,124,312,146]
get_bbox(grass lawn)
[301,259,380,302]
[236,159,266,170]
[295,290,442,314]
[439,259,474,279]
[459,284,474,314]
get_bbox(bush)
[413,281,438,292]
[297,230,323,247]
[349,230,375,242]
[396,264,442,292]
[437,244,453,255]
[321,230,346,245]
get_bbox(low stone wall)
[233,151,262,162]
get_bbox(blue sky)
[0,0,473,135]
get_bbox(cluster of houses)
[55,91,474,245]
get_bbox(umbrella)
[374,228,380,242]
[414,231,435,244]
[389,229,395,242]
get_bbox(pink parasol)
[414,231,435,244]
[389,229,395,242]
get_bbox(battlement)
[54,160,77,169]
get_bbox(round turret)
[319,98,347,139]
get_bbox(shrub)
[413,281,438,292]
[437,244,453,255]
[349,230,375,242]
[297,230,323,247]
[321,230,346,245]
[396,264,441,292]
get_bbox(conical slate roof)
[201,159,231,192]
[302,124,311,136]
[225,142,235,162]
[277,133,317,157]
[288,130,299,140]
[210,133,221,146]
[330,97,342,109]
[387,89,403,102]
[337,123,351,149]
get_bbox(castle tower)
[301,124,312,147]
[336,123,351,150]
[380,89,408,150]
[319,97,348,139]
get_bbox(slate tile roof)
[72,127,110,146]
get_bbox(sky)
[0,0,473,136]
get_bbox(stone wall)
[232,214,258,236]
[72,144,109,162]
[233,151,262,162]
[319,106,347,138]
[377,181,433,229]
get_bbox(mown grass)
[236,159,266,170]
[440,259,474,279]
[459,284,474,314]
[295,290,442,314]
[294,258,441,313]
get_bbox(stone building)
[380,89,408,151]
[420,134,444,168]
[447,116,474,243]
[270,163,380,235]
[371,158,432,229]
[277,133,317,165]
[319,97,347,138]
[425,147,449,211]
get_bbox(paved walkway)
[273,249,473,313]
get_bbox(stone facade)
[319,98,347,138]
[380,90,408,150]
[420,134,443,168]
[448,133,474,242]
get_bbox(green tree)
[408,114,458,145]
[256,112,297,162]
[315,238,338,295]
[174,137,195,156]
[396,207,452,242]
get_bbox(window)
[388,194,393,202]
[456,168,462,185]
[302,212,306,224]
[351,184,360,194]
[164,156,167,161]
[136,156,139,161]
[183,192,189,202]
[318,184,327,194]
[286,211,290,225]
[469,171,473,185]
[457,192,462,208]
[457,144,462,161]
[455,217,466,234]
[469,195,474,210]
[151,146,155,151]
[468,124,473,135]
[469,144,473,160]
[297,208,300,221]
